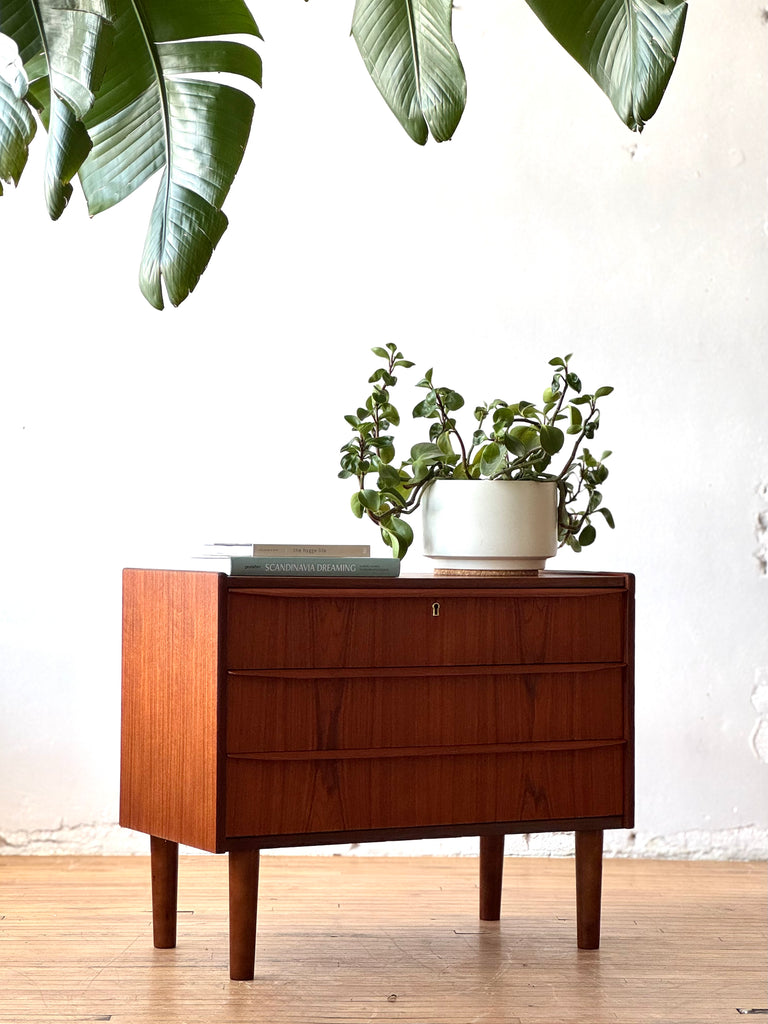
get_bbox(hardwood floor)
[0,853,764,1023]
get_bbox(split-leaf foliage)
[0,0,261,309]
[0,0,686,307]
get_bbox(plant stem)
[557,402,596,480]
[434,389,470,474]
[549,372,570,424]
[366,470,436,524]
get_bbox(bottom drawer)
[225,746,625,838]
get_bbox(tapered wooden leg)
[479,834,505,921]
[575,829,603,949]
[150,835,179,948]
[229,849,260,980]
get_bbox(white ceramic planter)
[421,479,559,572]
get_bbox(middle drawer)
[226,666,625,754]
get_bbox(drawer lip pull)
[229,586,625,599]
[228,662,627,680]
[224,814,626,850]
[227,739,626,762]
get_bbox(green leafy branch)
[340,347,615,558]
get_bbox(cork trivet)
[433,568,541,577]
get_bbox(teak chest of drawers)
[121,569,635,979]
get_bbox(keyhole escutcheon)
[432,602,440,617]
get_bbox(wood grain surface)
[0,854,763,1024]
[121,571,634,855]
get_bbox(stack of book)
[192,543,399,578]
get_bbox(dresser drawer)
[225,745,625,837]
[226,667,625,753]
[226,589,627,669]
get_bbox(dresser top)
[124,568,633,592]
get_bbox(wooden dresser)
[121,569,634,979]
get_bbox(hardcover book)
[192,555,399,577]
[203,543,371,557]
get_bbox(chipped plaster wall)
[2,824,767,862]
[1,0,767,858]
[751,669,768,765]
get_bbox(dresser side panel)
[623,574,636,827]
[120,570,224,852]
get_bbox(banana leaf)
[78,0,262,308]
[0,0,114,217]
[352,0,466,144]
[0,0,261,309]
[1,0,688,307]
[524,0,688,131]
[0,37,36,194]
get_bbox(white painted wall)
[1,0,766,858]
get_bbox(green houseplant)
[339,345,614,562]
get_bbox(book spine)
[228,557,399,577]
[250,544,371,557]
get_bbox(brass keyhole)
[432,602,440,617]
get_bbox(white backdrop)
[1,0,767,857]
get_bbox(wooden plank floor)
[0,854,764,1024]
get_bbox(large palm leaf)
[0,0,261,309]
[352,0,686,142]
[79,0,262,309]
[0,0,114,216]
[351,0,466,145]
[523,0,688,131]
[0,37,36,194]
[2,1,689,307]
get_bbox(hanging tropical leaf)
[0,0,115,217]
[0,0,261,308]
[78,0,262,308]
[0,37,36,194]
[0,30,29,95]
[0,0,689,307]
[523,0,688,131]
[352,0,466,145]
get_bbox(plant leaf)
[378,464,404,487]
[0,0,115,217]
[540,423,565,455]
[509,425,540,452]
[382,403,400,426]
[410,441,444,463]
[0,32,29,96]
[413,394,438,418]
[479,442,505,477]
[351,0,466,144]
[523,0,687,131]
[441,388,465,412]
[598,506,616,528]
[579,523,597,546]
[77,0,261,308]
[380,514,413,558]
[0,47,36,192]
[358,489,382,511]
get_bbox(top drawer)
[226,588,627,670]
